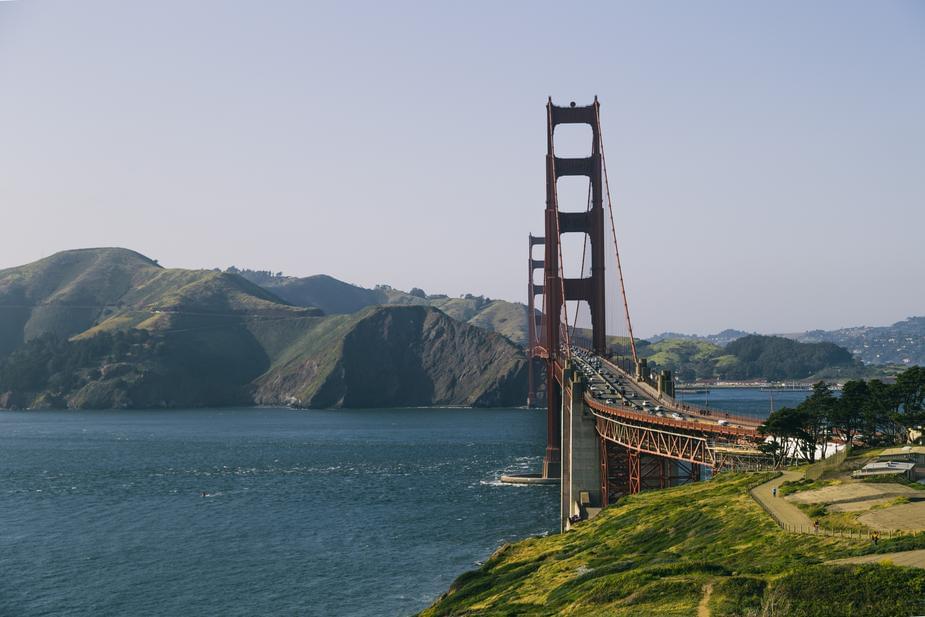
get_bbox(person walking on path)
[750,470,815,531]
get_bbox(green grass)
[418,473,901,616]
[769,564,925,617]
[861,475,925,490]
[778,478,836,496]
[709,576,766,616]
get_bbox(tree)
[894,366,925,431]
[862,379,900,445]
[760,406,813,465]
[797,381,836,461]
[831,380,867,447]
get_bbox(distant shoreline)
[678,383,817,389]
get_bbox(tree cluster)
[759,366,925,464]
[723,335,855,380]
[224,267,286,284]
[0,330,154,394]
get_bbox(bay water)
[0,389,804,616]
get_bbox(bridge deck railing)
[591,353,765,428]
[584,395,761,441]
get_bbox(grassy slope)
[0,248,315,350]
[0,249,527,409]
[251,273,533,347]
[0,248,161,355]
[254,274,388,314]
[420,473,925,617]
[640,338,726,369]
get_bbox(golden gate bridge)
[518,97,774,529]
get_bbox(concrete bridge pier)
[560,365,603,530]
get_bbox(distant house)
[853,460,917,482]
[877,445,925,469]
[852,446,925,481]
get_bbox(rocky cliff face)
[252,306,526,408]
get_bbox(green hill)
[237,272,388,314]
[420,473,925,616]
[0,249,526,409]
[0,248,317,357]
[237,270,532,347]
[638,335,861,381]
[0,247,160,357]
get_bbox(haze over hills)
[0,248,916,411]
[0,249,526,409]
[647,329,755,346]
[790,316,925,366]
[649,317,925,367]
[241,267,923,370]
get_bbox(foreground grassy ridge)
[421,474,925,616]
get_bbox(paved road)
[750,470,815,532]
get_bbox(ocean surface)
[676,387,811,417]
[0,390,803,617]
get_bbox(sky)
[0,1,922,337]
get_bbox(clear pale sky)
[1,1,922,337]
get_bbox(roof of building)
[857,461,916,475]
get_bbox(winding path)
[750,471,925,569]
[749,471,815,532]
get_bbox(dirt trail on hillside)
[697,582,713,617]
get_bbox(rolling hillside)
[0,249,527,409]
[420,473,924,616]
[793,316,925,366]
[636,335,860,381]
[237,269,533,347]
[650,317,925,367]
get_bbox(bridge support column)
[560,367,602,531]
[543,373,561,479]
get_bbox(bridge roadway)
[567,347,771,471]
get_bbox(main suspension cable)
[597,115,639,366]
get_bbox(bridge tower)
[528,97,770,530]
[541,98,611,527]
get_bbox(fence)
[803,446,851,481]
[748,474,914,540]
